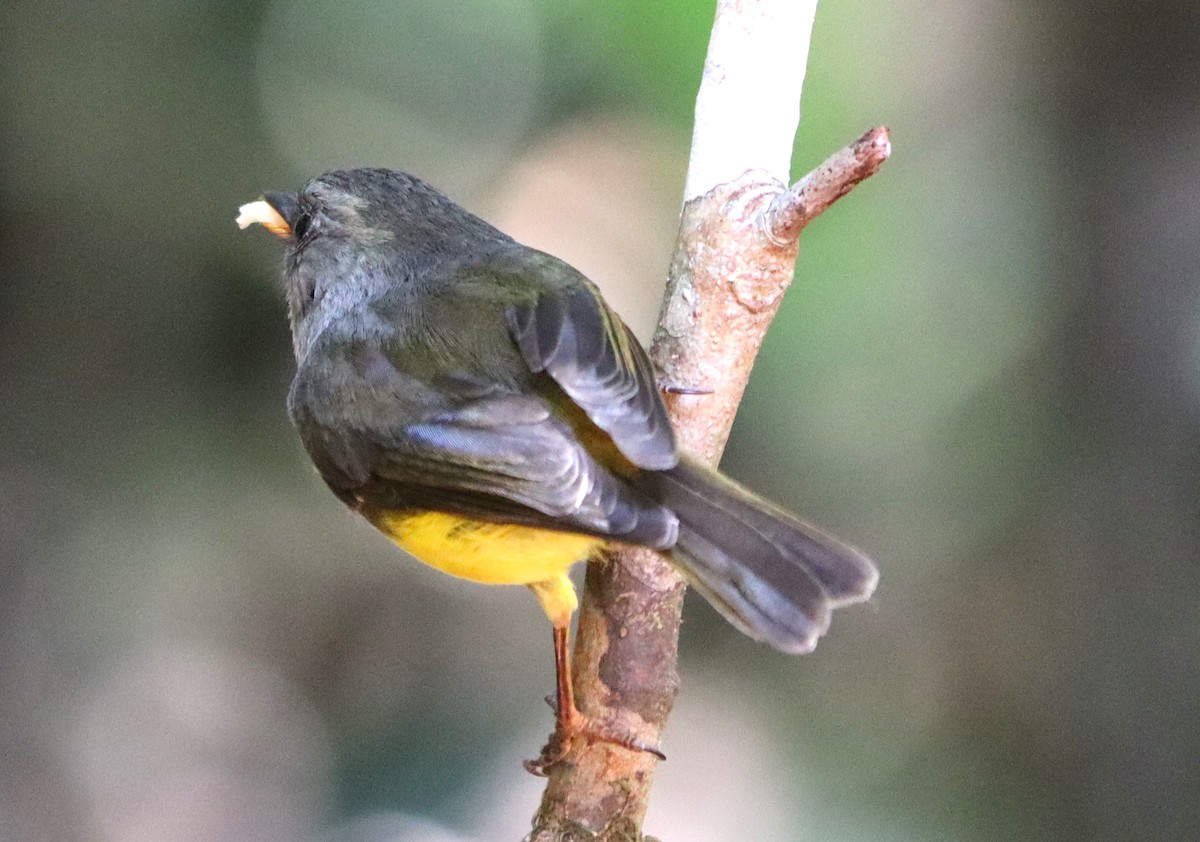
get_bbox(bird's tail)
[636,457,878,653]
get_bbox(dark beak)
[263,192,301,232]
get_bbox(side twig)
[760,126,892,246]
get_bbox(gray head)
[239,168,510,356]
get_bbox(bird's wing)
[290,349,678,548]
[484,249,679,471]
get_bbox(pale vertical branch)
[530,1,888,838]
[686,0,819,198]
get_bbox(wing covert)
[289,338,678,548]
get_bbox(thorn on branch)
[662,383,715,396]
[760,126,892,246]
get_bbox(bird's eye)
[292,212,312,240]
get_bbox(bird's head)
[238,168,507,358]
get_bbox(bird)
[237,167,878,770]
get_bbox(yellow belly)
[370,509,604,586]
[367,509,604,627]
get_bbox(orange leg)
[524,622,665,775]
[552,624,577,732]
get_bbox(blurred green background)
[2,0,1198,840]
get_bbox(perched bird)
[238,168,877,768]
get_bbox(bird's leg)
[552,623,578,733]
[524,622,665,776]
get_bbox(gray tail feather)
[637,457,878,654]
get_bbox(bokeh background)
[2,0,1198,840]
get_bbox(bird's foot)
[523,697,665,776]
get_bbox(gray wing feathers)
[395,397,676,544]
[292,342,679,547]
[508,287,677,471]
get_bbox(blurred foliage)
[2,0,1198,840]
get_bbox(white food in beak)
[236,200,291,237]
